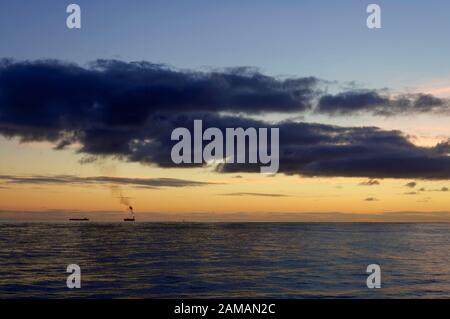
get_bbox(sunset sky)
[0,0,450,221]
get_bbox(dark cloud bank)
[0,59,450,179]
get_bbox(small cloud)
[78,156,98,165]
[423,186,449,192]
[417,197,432,203]
[365,197,379,201]
[419,187,426,192]
[359,179,380,186]
[220,192,290,198]
[405,182,417,188]
[0,174,216,189]
[404,191,418,195]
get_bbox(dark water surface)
[1,222,450,298]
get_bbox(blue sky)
[1,0,450,90]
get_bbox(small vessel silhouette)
[69,218,89,221]
[124,205,135,222]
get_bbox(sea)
[0,222,450,298]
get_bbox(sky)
[0,0,449,221]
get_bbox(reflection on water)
[1,222,450,298]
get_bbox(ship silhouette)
[124,205,135,222]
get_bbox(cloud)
[1,59,450,180]
[0,174,214,189]
[0,59,319,126]
[220,192,290,197]
[422,186,449,192]
[318,90,389,115]
[435,139,450,154]
[359,179,380,186]
[217,117,450,179]
[4,106,450,181]
[405,182,417,188]
[317,89,449,116]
